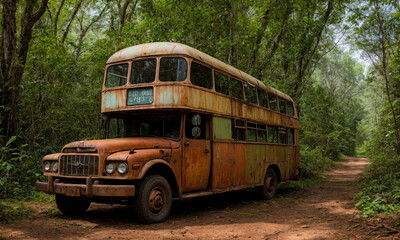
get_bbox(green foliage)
[0,136,44,199]
[0,203,30,224]
[355,195,396,218]
[299,50,364,176]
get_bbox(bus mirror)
[192,127,201,138]
[192,114,201,126]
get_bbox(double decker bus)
[36,42,299,223]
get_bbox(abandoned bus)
[35,42,299,223]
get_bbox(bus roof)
[107,42,293,102]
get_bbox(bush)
[0,136,45,199]
[0,203,30,223]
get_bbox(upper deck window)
[244,83,257,104]
[257,88,269,108]
[159,57,187,82]
[279,97,287,114]
[130,59,156,84]
[268,93,278,111]
[106,63,128,88]
[287,102,294,116]
[191,62,213,89]
[230,78,244,100]
[215,71,230,95]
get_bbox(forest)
[0,0,399,223]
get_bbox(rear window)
[130,59,156,84]
[105,63,128,88]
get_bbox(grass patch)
[0,203,31,224]
[278,175,325,194]
[40,205,59,216]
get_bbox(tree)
[352,0,400,153]
[0,0,48,140]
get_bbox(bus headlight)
[52,162,58,172]
[44,161,51,171]
[117,162,128,174]
[106,163,115,174]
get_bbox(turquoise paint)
[160,86,179,105]
[104,91,117,109]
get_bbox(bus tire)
[133,175,172,223]
[257,168,278,200]
[55,194,91,216]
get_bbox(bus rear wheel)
[133,175,172,223]
[55,194,91,216]
[257,168,278,199]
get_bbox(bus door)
[182,113,211,192]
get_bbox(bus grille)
[60,155,99,176]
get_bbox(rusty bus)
[35,42,300,223]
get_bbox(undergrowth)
[354,140,400,218]
[0,203,31,224]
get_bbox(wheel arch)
[138,160,180,198]
[267,164,281,183]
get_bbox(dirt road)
[2,157,400,239]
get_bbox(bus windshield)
[107,113,181,139]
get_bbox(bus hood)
[62,137,180,154]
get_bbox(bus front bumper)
[35,176,135,198]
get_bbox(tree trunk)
[0,0,48,140]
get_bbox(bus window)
[268,93,278,111]
[213,116,232,140]
[257,89,268,108]
[279,97,287,114]
[230,78,244,100]
[106,63,128,88]
[268,126,278,143]
[244,83,257,104]
[130,59,157,84]
[126,113,181,139]
[288,129,295,145]
[108,118,125,138]
[247,122,257,142]
[191,62,213,89]
[279,127,287,144]
[215,71,230,95]
[257,123,267,142]
[159,57,187,82]
[233,119,246,141]
[287,102,294,116]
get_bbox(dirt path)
[1,157,400,239]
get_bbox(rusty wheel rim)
[148,186,167,215]
[266,174,275,193]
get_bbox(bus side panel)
[245,145,298,185]
[211,142,247,191]
[245,144,268,185]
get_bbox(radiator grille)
[60,155,99,176]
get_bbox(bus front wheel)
[133,175,172,223]
[257,168,278,199]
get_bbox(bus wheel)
[133,175,172,223]
[257,168,278,200]
[55,194,91,216]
